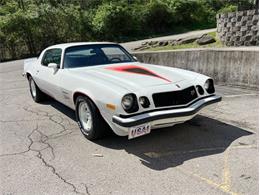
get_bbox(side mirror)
[48,63,58,69]
[133,56,138,61]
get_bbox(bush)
[218,5,238,14]
[128,3,147,36]
[92,2,138,41]
[166,0,215,28]
[0,2,94,60]
[144,1,174,33]
[1,0,257,61]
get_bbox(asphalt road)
[0,60,258,195]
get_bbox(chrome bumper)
[112,95,222,128]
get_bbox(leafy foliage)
[0,0,257,61]
[144,1,174,33]
[92,2,138,41]
[217,4,238,13]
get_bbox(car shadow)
[41,99,76,120]
[47,99,253,170]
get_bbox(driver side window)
[101,47,128,62]
[41,49,62,67]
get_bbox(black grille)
[152,86,198,107]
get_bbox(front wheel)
[75,96,108,140]
[28,76,46,103]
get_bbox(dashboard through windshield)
[63,44,135,68]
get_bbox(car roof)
[46,42,117,50]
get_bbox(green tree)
[144,1,175,33]
[92,2,138,41]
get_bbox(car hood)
[70,62,199,91]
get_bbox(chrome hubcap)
[30,79,36,98]
[78,102,93,132]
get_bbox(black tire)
[75,96,108,140]
[28,76,46,103]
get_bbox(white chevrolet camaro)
[23,42,222,140]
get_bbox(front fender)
[71,86,128,132]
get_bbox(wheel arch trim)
[73,91,96,105]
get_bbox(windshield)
[63,44,135,68]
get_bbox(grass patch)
[145,31,224,51]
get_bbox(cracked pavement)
[0,59,258,195]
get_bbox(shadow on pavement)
[48,99,253,170]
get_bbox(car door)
[36,48,63,99]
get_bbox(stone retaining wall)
[217,9,259,46]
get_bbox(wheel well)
[26,73,31,80]
[73,92,93,105]
[73,92,102,114]
[73,92,111,132]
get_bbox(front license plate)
[128,123,151,139]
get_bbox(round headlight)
[139,96,150,108]
[204,79,215,94]
[122,94,134,109]
[196,85,204,95]
[121,94,138,113]
[204,80,210,90]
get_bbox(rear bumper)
[112,95,222,128]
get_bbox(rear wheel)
[75,96,108,140]
[28,76,46,102]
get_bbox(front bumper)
[112,95,222,128]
